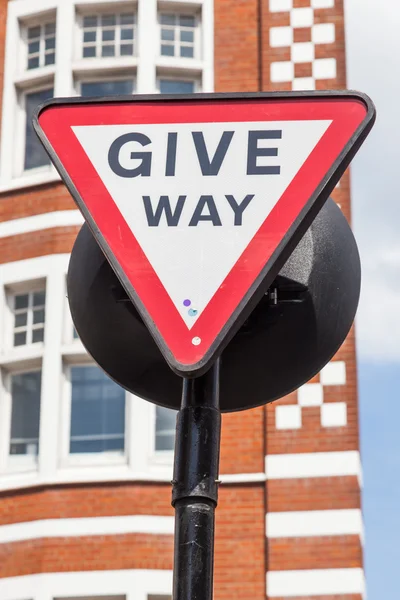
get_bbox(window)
[155,406,176,451]
[160,14,197,58]
[25,21,56,70]
[12,289,46,346]
[159,79,195,94]
[80,79,134,97]
[24,87,53,171]
[69,366,125,454]
[81,13,136,59]
[9,371,41,457]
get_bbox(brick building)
[0,1,364,599]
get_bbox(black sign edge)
[33,90,376,378]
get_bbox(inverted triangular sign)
[34,92,375,376]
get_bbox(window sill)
[156,56,203,75]
[0,170,61,195]
[14,65,56,90]
[72,56,138,77]
[0,345,43,370]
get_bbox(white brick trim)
[267,568,366,598]
[266,509,364,539]
[265,451,362,481]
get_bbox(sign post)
[34,91,375,600]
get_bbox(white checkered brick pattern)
[275,361,347,429]
[269,0,337,91]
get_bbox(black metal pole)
[171,358,222,600]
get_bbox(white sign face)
[73,119,331,329]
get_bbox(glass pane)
[181,30,194,43]
[159,80,195,94]
[180,46,194,58]
[101,14,116,26]
[161,44,175,57]
[155,406,176,451]
[161,14,175,26]
[33,290,45,306]
[45,22,56,35]
[102,29,115,41]
[161,29,174,41]
[84,30,96,43]
[121,14,135,25]
[73,326,79,339]
[81,80,133,97]
[33,308,45,324]
[15,294,29,309]
[14,331,27,346]
[15,312,28,328]
[180,15,195,27]
[24,88,53,170]
[70,366,125,454]
[28,26,41,39]
[44,53,55,66]
[120,44,134,56]
[83,46,96,58]
[45,37,56,50]
[83,16,97,28]
[28,57,40,70]
[121,28,134,40]
[32,328,44,343]
[102,45,115,57]
[10,371,41,455]
[28,41,40,54]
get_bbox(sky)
[345,0,400,597]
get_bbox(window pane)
[28,26,41,39]
[83,16,97,28]
[181,30,194,43]
[15,312,28,327]
[28,57,40,70]
[32,328,44,343]
[45,37,56,50]
[180,15,195,27]
[120,44,134,56]
[161,45,175,56]
[33,290,46,306]
[121,14,135,25]
[161,14,175,26]
[45,22,56,35]
[15,294,29,309]
[10,371,41,456]
[81,80,133,97]
[24,88,53,170]
[28,40,40,54]
[121,28,134,40]
[101,14,116,26]
[102,29,115,41]
[44,53,55,66]
[33,308,45,324]
[84,30,96,43]
[161,29,174,41]
[70,366,125,454]
[159,80,195,94]
[102,45,115,57]
[180,46,194,58]
[83,46,96,58]
[155,406,176,451]
[14,331,27,346]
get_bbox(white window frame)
[0,0,213,192]
[1,365,43,474]
[60,361,129,468]
[4,279,47,354]
[158,10,201,60]
[76,5,138,62]
[9,286,46,349]
[21,17,57,73]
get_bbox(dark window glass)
[120,44,134,56]
[24,88,53,170]
[83,46,96,58]
[83,16,97,28]
[102,45,115,57]
[81,80,133,97]
[10,371,41,456]
[161,44,175,56]
[155,406,176,451]
[180,46,194,58]
[159,80,195,94]
[70,366,125,453]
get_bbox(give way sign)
[34,91,375,377]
